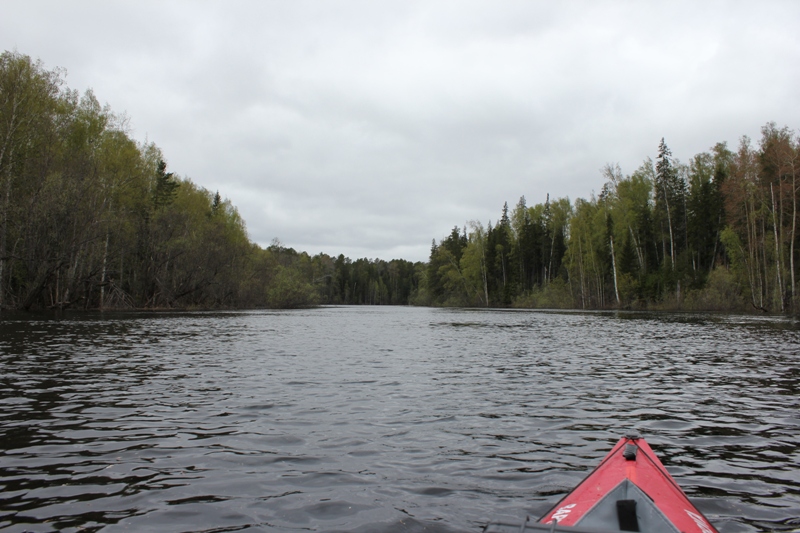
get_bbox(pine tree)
[152,159,179,209]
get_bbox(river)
[0,306,798,532]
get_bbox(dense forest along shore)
[2,50,799,313]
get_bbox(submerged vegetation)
[2,50,798,313]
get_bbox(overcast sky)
[3,1,799,262]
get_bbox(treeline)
[424,129,800,313]
[0,51,422,310]
[282,248,422,306]
[6,51,798,313]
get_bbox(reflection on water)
[0,307,798,532]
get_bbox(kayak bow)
[485,433,719,533]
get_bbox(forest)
[0,51,419,310]
[424,131,800,314]
[2,50,798,313]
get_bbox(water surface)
[1,307,798,532]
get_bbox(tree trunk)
[548,228,557,283]
[0,142,14,309]
[0,171,8,308]
[663,190,675,269]
[771,183,784,312]
[610,234,620,306]
[100,230,109,309]
[500,248,506,288]
[791,168,797,305]
[743,197,760,309]
[710,214,722,274]
[480,240,489,306]
[761,213,768,310]
[578,239,586,309]
[628,226,644,272]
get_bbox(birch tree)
[0,51,62,308]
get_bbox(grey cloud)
[3,1,799,262]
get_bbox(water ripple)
[0,308,798,532]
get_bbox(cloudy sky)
[3,1,799,262]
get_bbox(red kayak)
[485,433,719,532]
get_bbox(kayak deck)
[484,433,718,533]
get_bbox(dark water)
[0,307,798,533]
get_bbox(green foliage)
[428,129,800,313]
[513,277,573,309]
[682,267,746,311]
[266,267,318,308]
[5,50,799,313]
[152,159,180,210]
[0,50,426,310]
